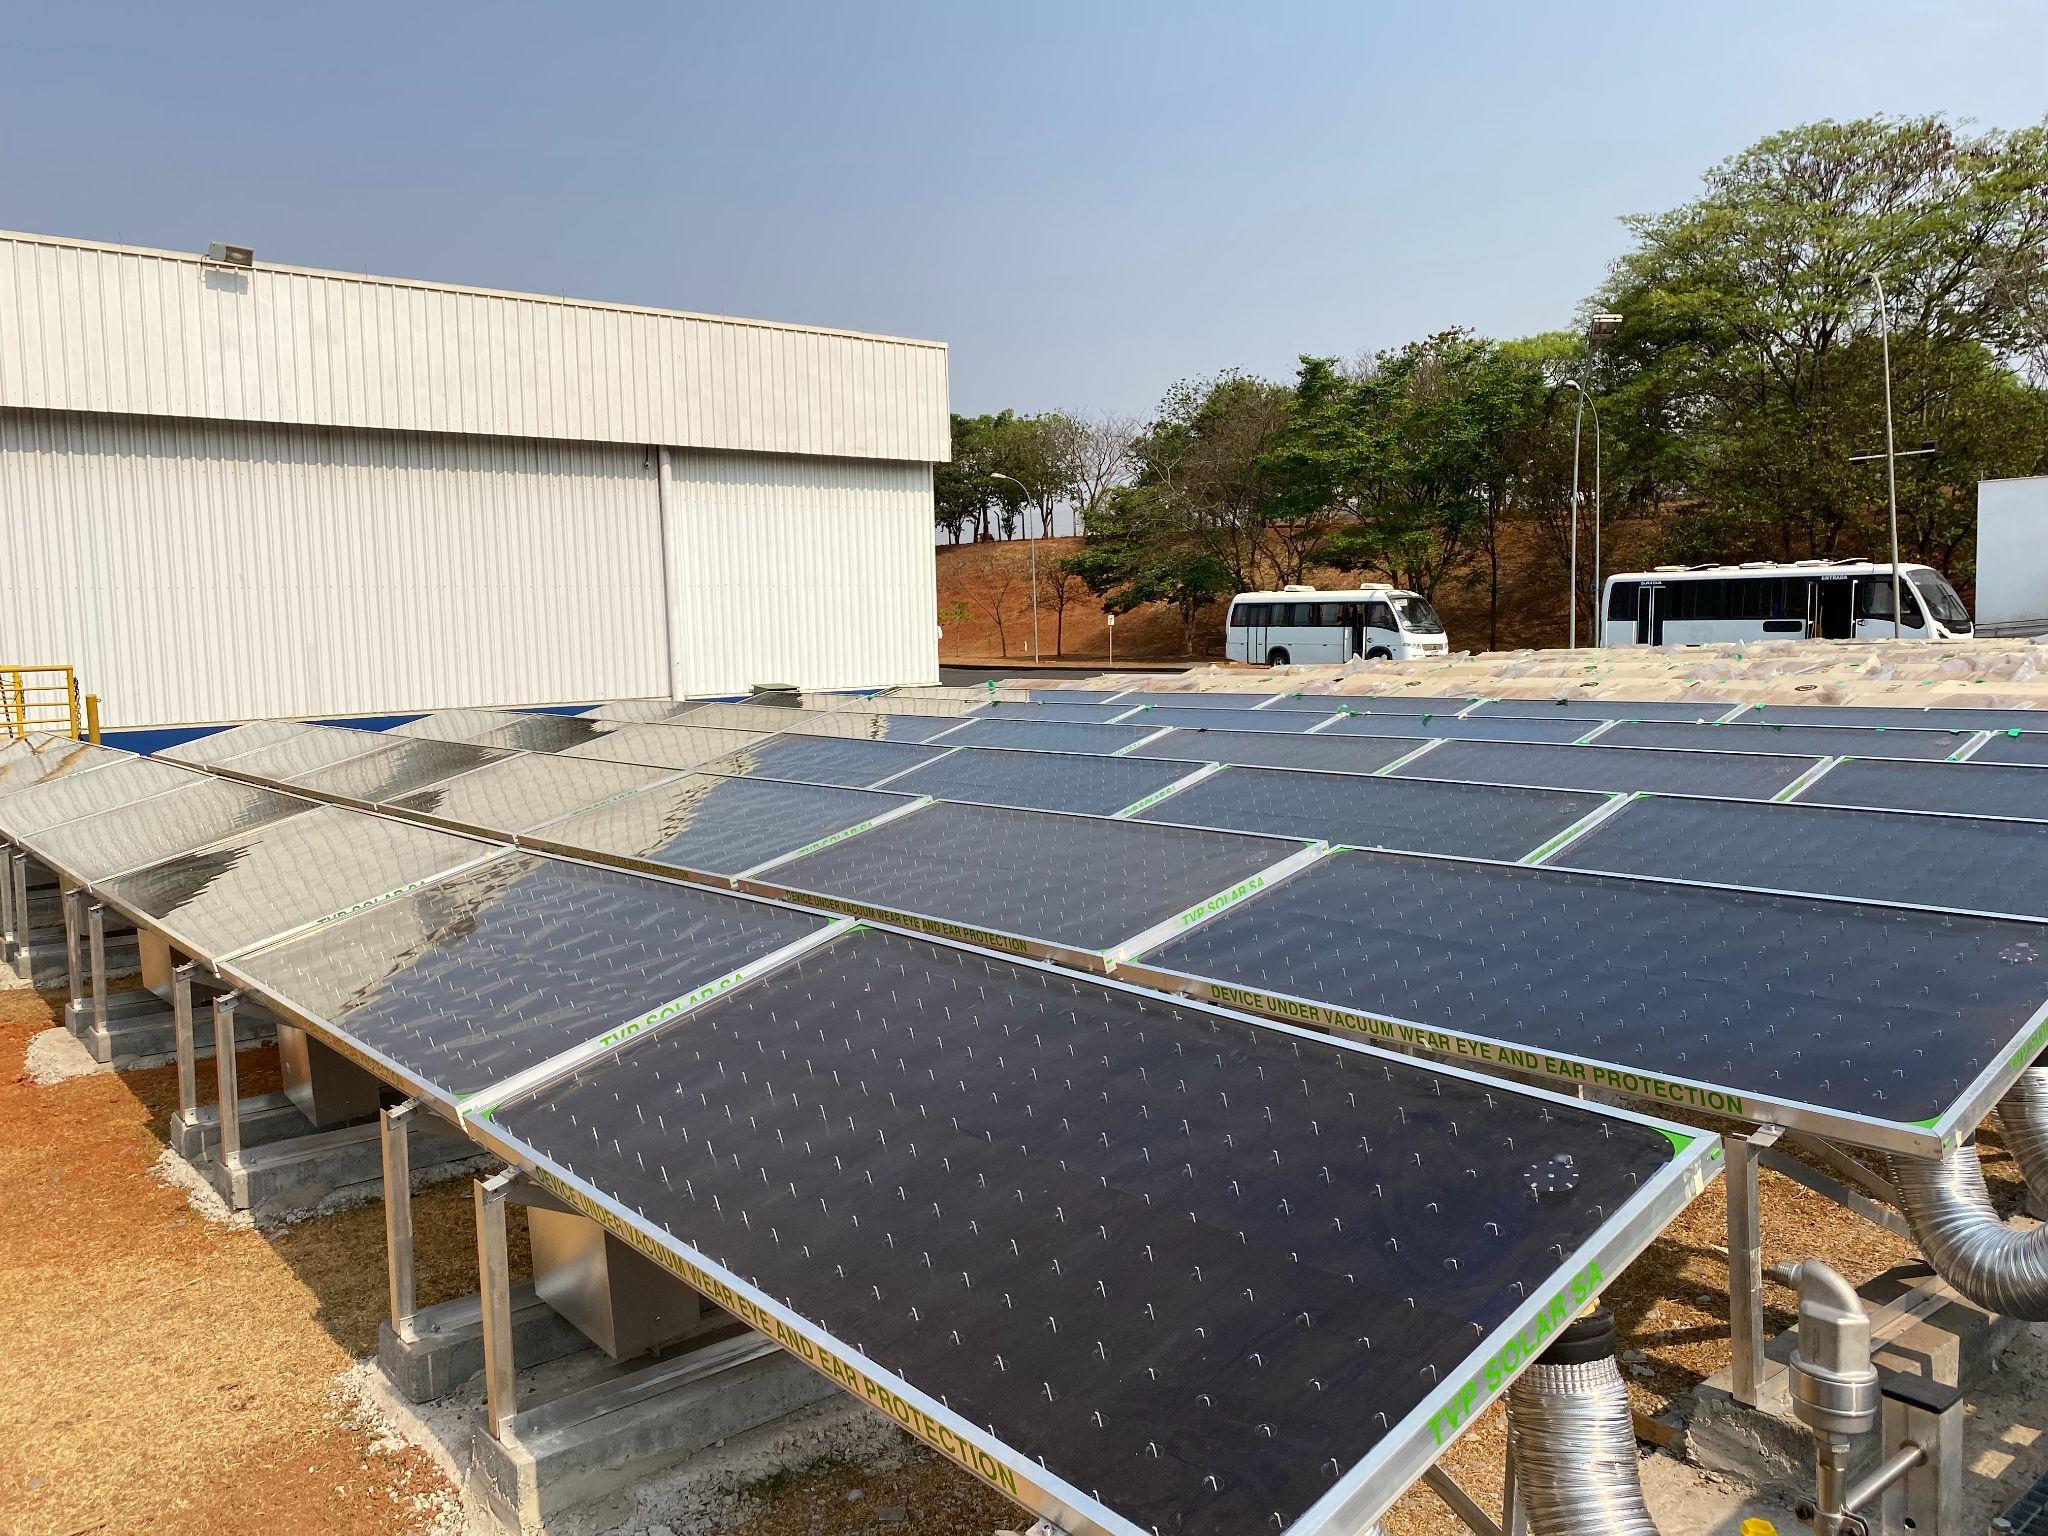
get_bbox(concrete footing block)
[1688,1261,2023,1500]
[463,1334,836,1535]
[379,1283,590,1405]
[203,1112,488,1218]
[170,1093,309,1163]
[79,985,268,1065]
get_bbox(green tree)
[1066,486,1233,654]
[1595,114,2048,565]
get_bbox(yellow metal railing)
[1,666,82,740]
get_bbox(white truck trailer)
[1976,475,2048,636]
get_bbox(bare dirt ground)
[4,973,2044,1536]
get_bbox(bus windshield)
[1391,595,1445,633]
[1909,570,1971,628]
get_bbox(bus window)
[1606,582,1639,622]
[1362,600,1395,631]
[1909,571,1968,629]
[1230,603,1269,628]
[1317,602,1349,626]
[1859,580,1923,628]
[1390,595,1444,633]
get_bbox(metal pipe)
[1890,1139,2048,1318]
[1505,1309,1659,1536]
[1995,1065,2048,1209]
[1842,1442,1924,1518]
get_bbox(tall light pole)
[1861,272,1903,639]
[988,472,1041,663]
[1560,314,1623,648]
[1559,380,1600,648]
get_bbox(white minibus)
[1600,560,1973,647]
[1224,584,1451,665]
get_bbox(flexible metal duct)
[1995,1066,2048,1208]
[1890,1138,2048,1319]
[1505,1310,1659,1536]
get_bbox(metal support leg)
[12,853,27,959]
[1727,1127,1778,1407]
[87,902,108,1040]
[383,1102,420,1343]
[212,993,242,1171]
[62,887,85,1027]
[0,844,14,958]
[172,963,197,1125]
[1876,1379,1962,1536]
[476,1170,518,1439]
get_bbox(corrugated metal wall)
[0,409,669,725]
[0,232,950,464]
[668,450,939,697]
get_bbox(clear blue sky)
[4,1,2041,420]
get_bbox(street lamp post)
[1861,272,1903,639]
[988,472,1041,664]
[1561,314,1622,649]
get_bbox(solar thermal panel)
[1141,767,1608,863]
[98,805,494,959]
[1552,794,2048,920]
[233,853,828,1102]
[1395,739,1816,800]
[531,774,919,880]
[484,926,1705,1536]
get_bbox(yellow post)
[66,669,80,740]
[5,670,21,739]
[84,694,101,744]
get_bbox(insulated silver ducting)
[1890,1139,2048,1319]
[1505,1310,1659,1536]
[1995,1066,2048,1208]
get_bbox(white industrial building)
[0,230,948,726]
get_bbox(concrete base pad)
[379,1283,590,1405]
[171,1092,311,1163]
[200,1111,488,1218]
[464,1332,837,1535]
[1688,1261,2024,1499]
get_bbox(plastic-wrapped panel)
[1397,739,1815,800]
[764,800,1303,952]
[1277,693,1472,715]
[291,739,514,803]
[561,723,770,772]
[585,700,712,724]
[470,715,620,753]
[235,854,826,1100]
[931,719,1164,756]
[1143,767,1606,863]
[1596,720,1964,761]
[29,779,315,883]
[1799,758,2048,822]
[1320,714,1594,745]
[99,805,491,958]
[695,735,949,790]
[1149,849,2048,1126]
[1555,795,2048,920]
[0,755,199,837]
[978,702,1144,725]
[389,755,673,834]
[1968,732,2048,769]
[390,708,530,744]
[885,748,1193,816]
[160,720,318,766]
[1025,689,1132,705]
[536,774,916,879]
[212,725,392,781]
[1141,729,1423,775]
[493,927,1683,1536]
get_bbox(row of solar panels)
[0,726,1712,1536]
[43,695,2041,1156]
[1017,684,2047,733]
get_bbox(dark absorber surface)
[494,928,1678,1536]
[1148,849,2048,1127]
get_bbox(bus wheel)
[1366,647,1392,661]
[1266,648,1290,667]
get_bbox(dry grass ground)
[0,974,2033,1536]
